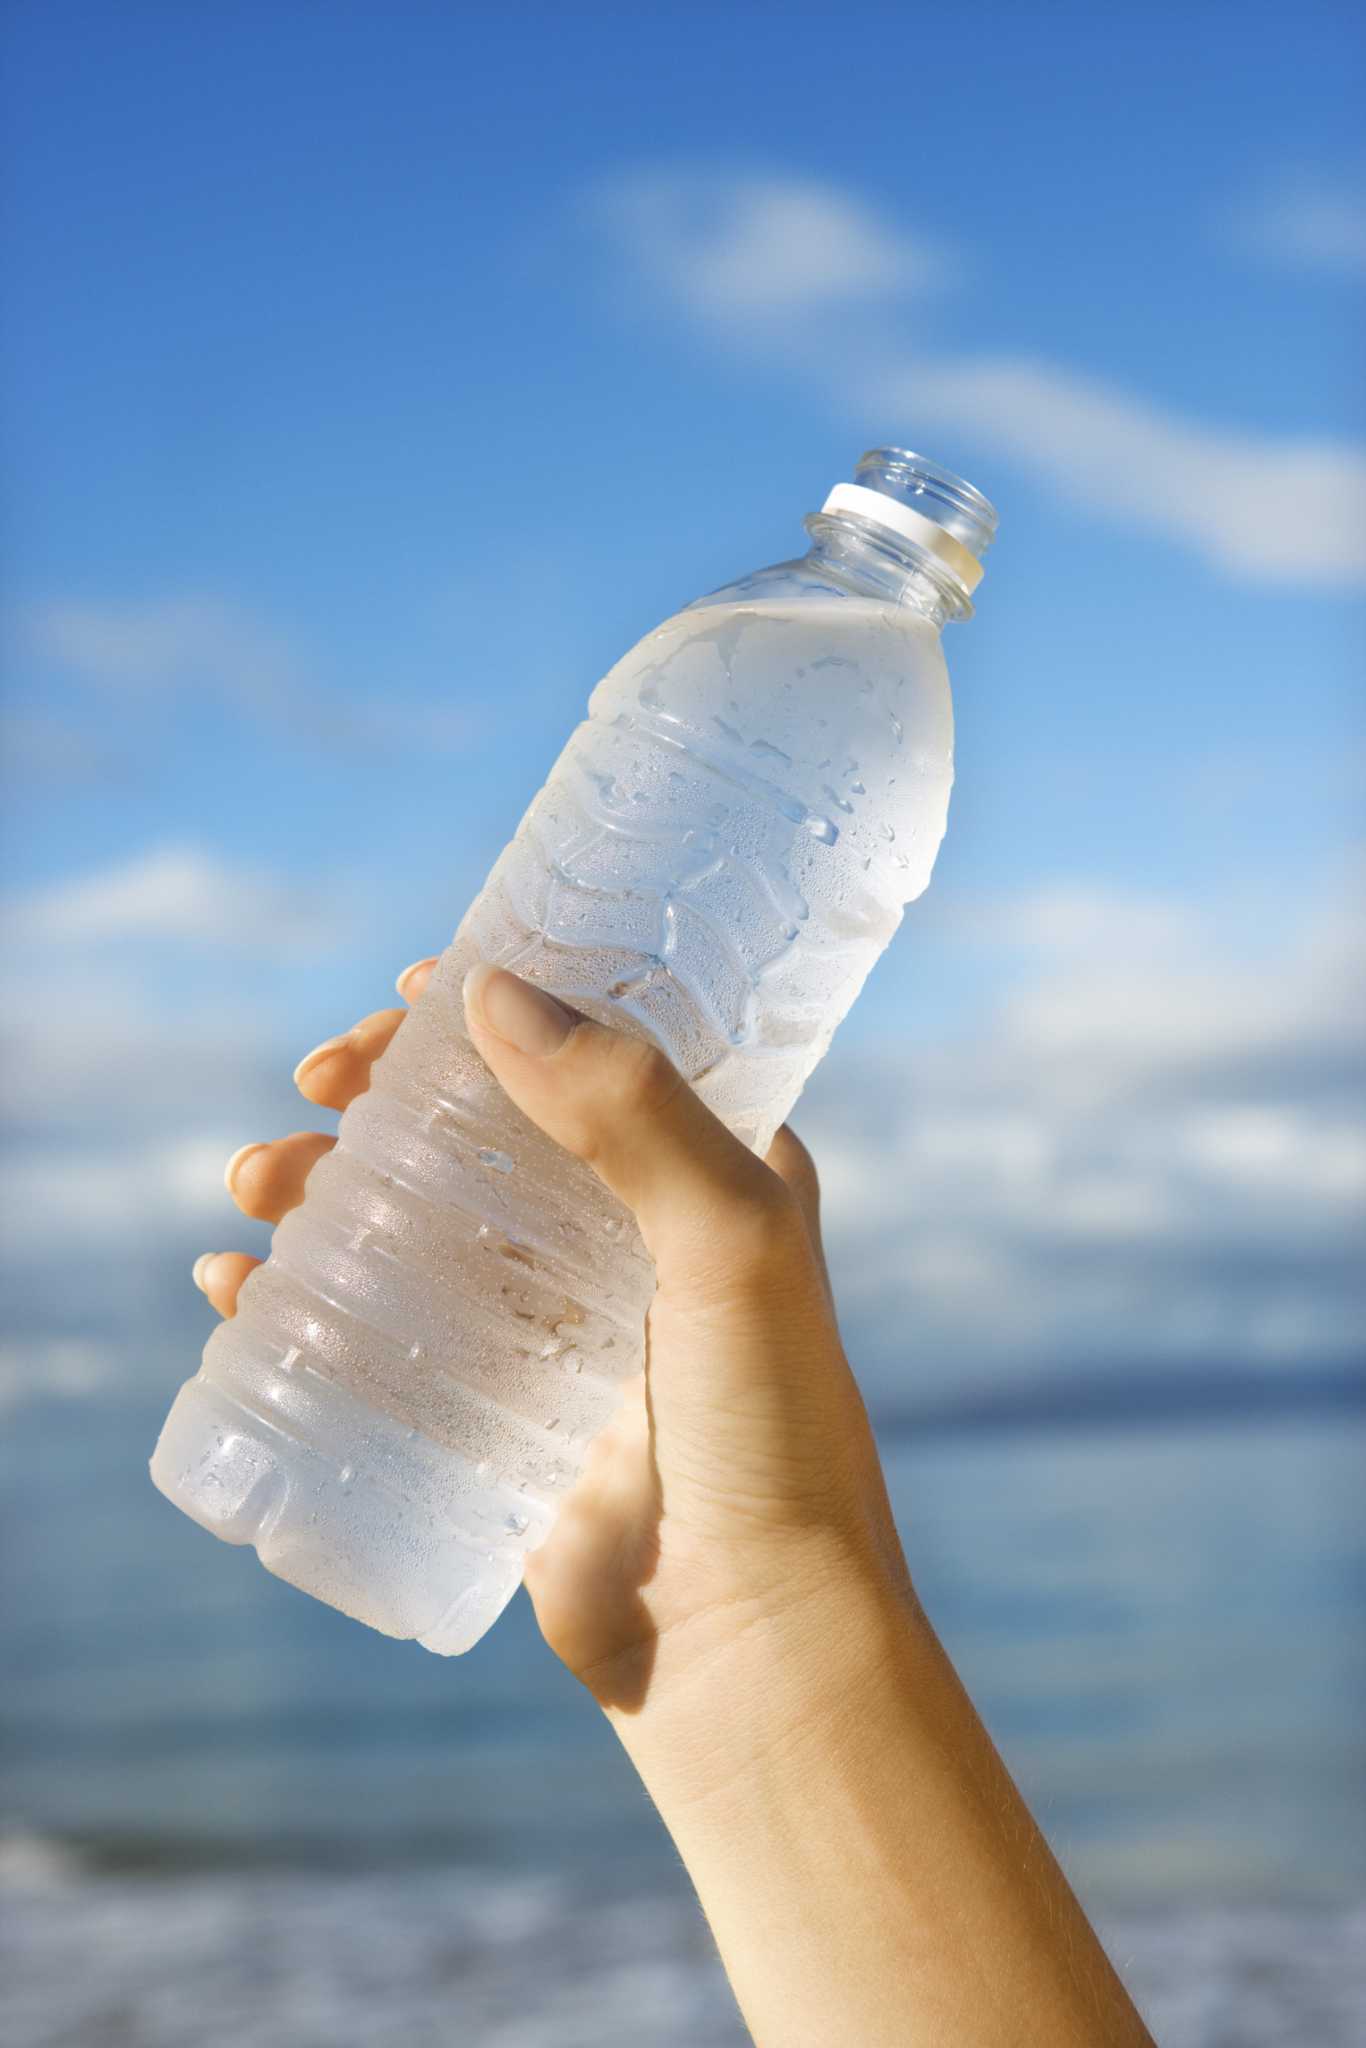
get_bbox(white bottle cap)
[820,481,985,598]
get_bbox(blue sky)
[2,0,1363,1410]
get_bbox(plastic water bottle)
[151,448,997,1654]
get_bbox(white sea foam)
[2,1851,1363,2048]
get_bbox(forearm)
[607,1566,1154,2048]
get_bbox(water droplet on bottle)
[804,815,839,845]
[749,738,791,766]
[477,1147,515,1174]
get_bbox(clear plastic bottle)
[151,448,997,1654]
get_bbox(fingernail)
[396,957,437,1000]
[223,1142,266,1196]
[292,1034,350,1088]
[192,1253,220,1294]
[464,962,575,1058]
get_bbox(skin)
[198,958,1155,2047]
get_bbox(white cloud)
[883,355,1366,586]
[586,166,1366,589]
[31,595,303,710]
[803,882,1366,1398]
[0,1338,117,1412]
[26,595,476,754]
[1,1136,240,1260]
[590,167,952,324]
[1231,175,1366,276]
[2,845,338,954]
[936,882,1198,957]
[1182,1106,1366,1200]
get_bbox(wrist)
[602,1544,924,1819]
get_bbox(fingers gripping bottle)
[151,449,997,1654]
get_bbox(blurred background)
[2,3,1363,2043]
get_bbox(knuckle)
[354,1007,403,1050]
[604,1035,684,1120]
[774,1126,821,1204]
[231,1149,275,1220]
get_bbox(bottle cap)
[820,481,985,598]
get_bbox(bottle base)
[150,1376,527,1655]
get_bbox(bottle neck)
[804,447,997,626]
[802,511,961,628]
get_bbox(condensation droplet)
[477,1147,515,1174]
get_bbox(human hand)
[200,956,916,1727]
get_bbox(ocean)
[3,1395,1363,2045]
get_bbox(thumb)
[462,962,792,1282]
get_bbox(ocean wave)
[2,1848,1364,2048]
